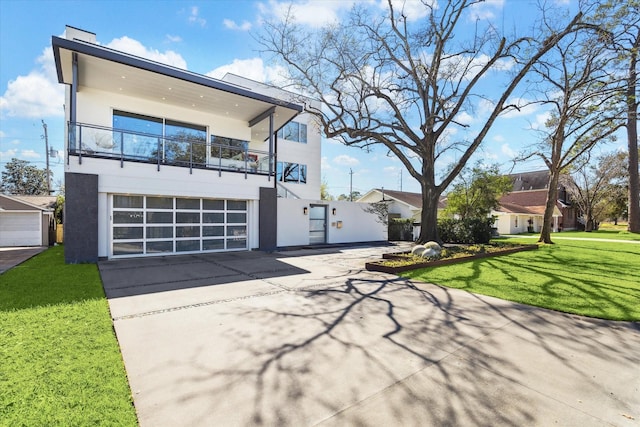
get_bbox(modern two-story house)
[54,26,384,262]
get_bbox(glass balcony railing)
[68,122,275,176]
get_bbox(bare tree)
[518,14,624,243]
[259,0,586,243]
[561,152,627,231]
[589,0,640,232]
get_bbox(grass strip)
[402,239,640,321]
[0,246,138,426]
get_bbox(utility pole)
[349,168,353,201]
[42,120,51,194]
[399,169,403,192]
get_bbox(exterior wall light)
[303,207,308,215]
[332,208,337,216]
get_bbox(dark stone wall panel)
[259,187,277,252]
[64,172,98,263]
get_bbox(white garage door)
[111,195,248,258]
[0,212,41,246]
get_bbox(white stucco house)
[357,189,447,240]
[53,26,385,262]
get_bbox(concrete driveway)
[0,246,47,274]
[99,246,640,427]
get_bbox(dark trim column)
[64,172,98,263]
[259,187,277,252]
[71,52,78,124]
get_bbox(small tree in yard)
[259,1,588,243]
[443,163,512,220]
[561,151,628,231]
[363,200,390,226]
[518,10,624,243]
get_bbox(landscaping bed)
[366,243,538,273]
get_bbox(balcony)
[68,122,275,177]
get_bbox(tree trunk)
[417,186,442,244]
[627,30,640,233]
[585,217,594,232]
[539,173,560,244]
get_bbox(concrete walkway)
[99,246,640,427]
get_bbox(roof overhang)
[52,36,303,141]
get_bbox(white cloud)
[0,148,18,159]
[165,34,183,43]
[106,37,187,69]
[493,134,505,143]
[500,97,539,119]
[206,57,288,85]
[456,111,474,126]
[468,0,504,20]
[501,143,517,159]
[321,156,331,170]
[188,6,207,27]
[0,130,5,138]
[384,0,431,22]
[21,149,40,158]
[333,154,359,166]
[383,166,399,174]
[531,111,551,130]
[0,47,64,118]
[258,0,353,28]
[223,19,252,31]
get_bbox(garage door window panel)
[112,195,247,257]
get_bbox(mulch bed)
[365,244,538,274]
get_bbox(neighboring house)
[358,188,447,221]
[0,194,56,247]
[492,171,578,234]
[53,26,384,262]
[357,188,447,240]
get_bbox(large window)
[276,162,307,184]
[112,111,206,165]
[113,111,162,161]
[277,121,307,143]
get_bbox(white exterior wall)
[219,74,321,200]
[276,112,321,200]
[277,199,386,247]
[357,193,416,220]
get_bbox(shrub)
[438,217,494,244]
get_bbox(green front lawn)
[0,246,138,426]
[403,239,640,321]
[553,229,640,241]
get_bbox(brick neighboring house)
[493,171,579,235]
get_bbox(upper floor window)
[276,162,307,184]
[277,121,307,143]
[112,111,206,164]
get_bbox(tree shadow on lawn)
[487,256,639,321]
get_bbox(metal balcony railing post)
[78,124,82,165]
[120,132,124,168]
[157,137,161,171]
[189,140,193,175]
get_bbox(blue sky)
[0,0,626,196]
